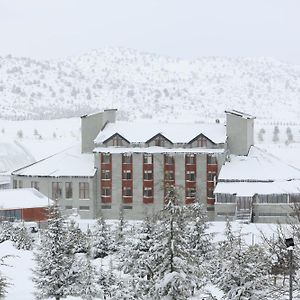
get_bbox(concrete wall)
[81,109,117,153]
[98,152,219,219]
[11,175,97,219]
[226,112,254,156]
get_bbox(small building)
[214,146,300,223]
[0,188,54,222]
[11,146,97,219]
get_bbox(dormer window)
[155,136,165,147]
[197,136,207,148]
[112,135,123,146]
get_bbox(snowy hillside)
[0,48,300,122]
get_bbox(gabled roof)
[218,146,300,182]
[12,145,96,177]
[95,121,226,145]
[0,188,54,210]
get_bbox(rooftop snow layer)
[94,121,226,145]
[218,146,300,182]
[0,188,54,210]
[12,145,96,177]
[214,180,300,197]
[93,146,225,154]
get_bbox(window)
[207,188,214,198]
[216,194,235,203]
[207,155,217,165]
[65,205,73,210]
[144,187,153,197]
[101,205,111,209]
[18,180,23,189]
[101,187,111,196]
[290,194,300,203]
[186,188,196,198]
[79,182,89,199]
[122,170,132,180]
[101,169,111,180]
[165,170,175,181]
[155,136,165,147]
[52,182,62,199]
[65,182,73,199]
[101,153,111,164]
[186,154,196,164]
[112,135,123,146]
[122,154,132,164]
[165,154,174,165]
[31,181,39,191]
[123,205,133,210]
[13,180,17,189]
[207,172,217,182]
[123,187,132,197]
[186,171,196,182]
[259,194,287,204]
[144,170,153,180]
[143,154,153,164]
[79,206,90,210]
[197,136,207,148]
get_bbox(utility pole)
[285,237,294,300]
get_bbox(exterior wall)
[22,207,49,221]
[226,112,254,156]
[97,151,224,219]
[189,136,217,149]
[11,174,97,219]
[104,136,130,147]
[81,109,117,153]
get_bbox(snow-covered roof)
[12,145,96,177]
[0,140,35,174]
[214,180,300,197]
[93,146,225,154]
[225,110,256,120]
[0,188,54,210]
[94,121,226,145]
[218,146,300,182]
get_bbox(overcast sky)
[0,0,299,64]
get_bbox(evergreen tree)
[113,206,128,252]
[13,223,33,250]
[72,255,100,299]
[91,214,111,258]
[33,205,77,300]
[66,220,89,255]
[0,256,11,298]
[212,220,270,300]
[144,186,198,299]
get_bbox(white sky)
[0,0,299,64]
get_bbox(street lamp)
[285,237,294,300]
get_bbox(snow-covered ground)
[0,221,283,300]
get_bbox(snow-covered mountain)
[0,47,300,122]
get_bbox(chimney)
[81,109,117,153]
[225,110,255,156]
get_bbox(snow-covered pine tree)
[66,220,89,255]
[0,222,14,243]
[13,223,33,250]
[185,202,212,290]
[91,213,111,259]
[72,254,101,300]
[145,186,198,299]
[33,205,77,300]
[212,220,270,300]
[113,206,128,253]
[0,255,11,298]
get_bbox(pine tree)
[144,186,198,299]
[91,214,111,259]
[13,223,33,250]
[186,202,212,290]
[212,220,270,300]
[33,205,77,300]
[66,220,89,255]
[72,255,100,299]
[113,206,128,253]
